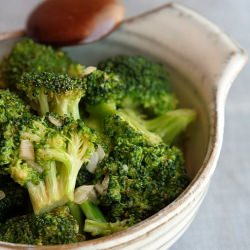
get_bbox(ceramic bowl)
[0,3,247,250]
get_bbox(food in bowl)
[0,38,195,245]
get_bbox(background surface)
[0,1,249,249]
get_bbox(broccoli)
[0,176,29,222]
[84,65,195,146]
[0,206,84,245]
[0,89,31,124]
[94,123,190,222]
[18,72,86,119]
[0,114,97,214]
[0,41,195,245]
[1,38,84,87]
[82,70,159,146]
[82,69,124,107]
[87,102,195,146]
[98,55,178,115]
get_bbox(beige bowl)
[0,3,247,250]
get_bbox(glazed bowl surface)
[0,3,247,250]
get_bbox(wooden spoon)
[0,0,125,46]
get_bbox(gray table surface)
[0,1,249,249]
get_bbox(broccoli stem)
[87,103,116,119]
[44,162,59,202]
[25,160,70,214]
[38,92,49,115]
[117,109,162,145]
[145,109,196,144]
[37,148,74,195]
[68,98,81,120]
[80,201,106,223]
[84,219,128,236]
[27,181,68,214]
[53,96,81,119]
[53,97,69,117]
[67,201,84,232]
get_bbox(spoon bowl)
[26,0,125,46]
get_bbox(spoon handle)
[0,30,25,41]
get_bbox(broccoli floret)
[1,38,84,86]
[91,114,190,222]
[95,140,189,223]
[103,114,155,146]
[0,206,83,245]
[0,89,31,123]
[88,104,195,146]
[0,114,97,214]
[0,176,29,222]
[80,69,126,151]
[83,69,124,107]
[98,55,178,115]
[0,119,23,166]
[18,72,86,119]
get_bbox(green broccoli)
[0,89,31,124]
[83,65,195,146]
[87,103,195,146]
[0,176,29,222]
[82,69,124,107]
[0,206,84,245]
[0,114,97,214]
[18,72,86,119]
[0,42,195,244]
[98,55,178,115]
[1,38,84,86]
[95,119,190,222]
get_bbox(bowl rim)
[0,2,247,249]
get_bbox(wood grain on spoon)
[26,0,125,46]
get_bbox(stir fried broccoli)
[18,72,86,118]
[0,115,97,214]
[0,206,83,245]
[0,39,196,245]
[93,115,190,222]
[98,55,178,115]
[1,38,84,87]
